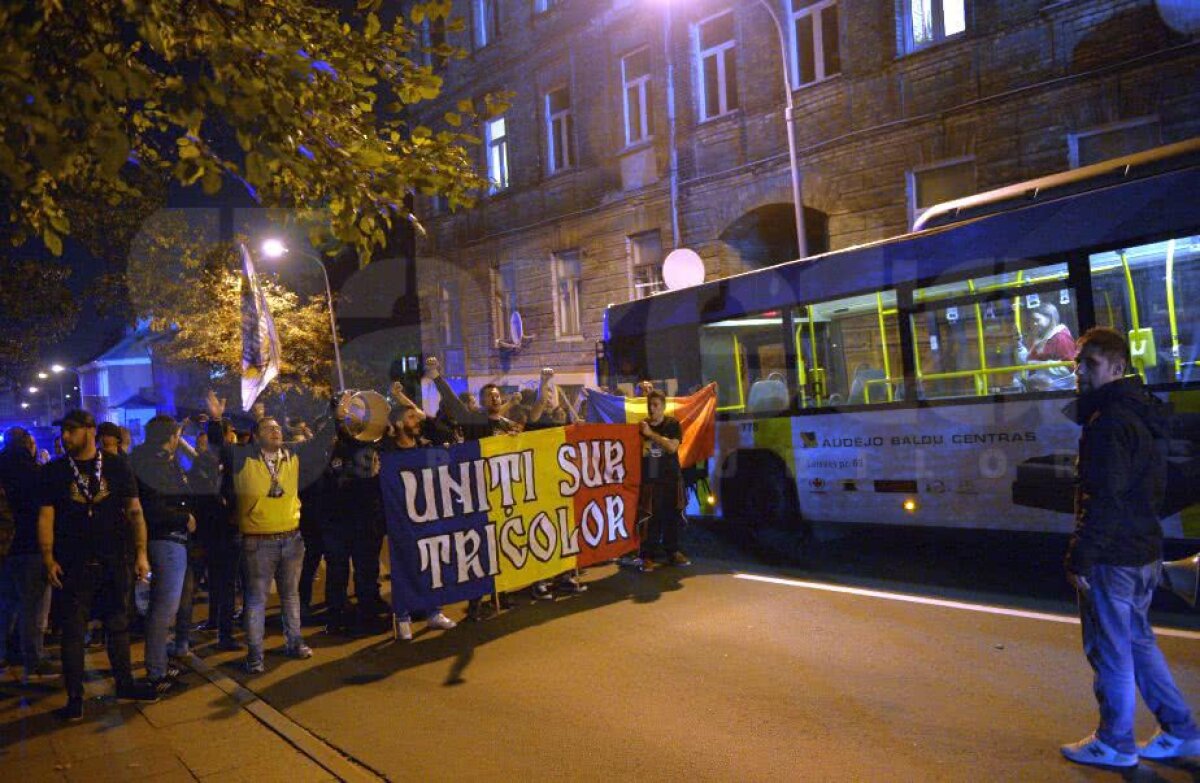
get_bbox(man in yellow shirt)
[205,392,333,673]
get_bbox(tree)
[0,0,493,264]
[127,213,337,398]
[0,258,78,386]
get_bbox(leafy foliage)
[0,0,491,264]
[126,214,337,397]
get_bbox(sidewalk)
[0,636,371,782]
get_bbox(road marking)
[733,573,1200,641]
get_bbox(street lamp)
[259,239,346,390]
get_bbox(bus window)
[913,262,1069,305]
[1089,235,1200,385]
[909,283,1079,399]
[793,291,902,407]
[700,311,788,414]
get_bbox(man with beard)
[38,410,158,721]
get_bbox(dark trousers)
[299,526,325,609]
[640,482,681,559]
[58,557,134,700]
[203,535,239,640]
[323,519,383,616]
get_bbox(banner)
[239,242,281,412]
[585,383,717,467]
[382,424,642,616]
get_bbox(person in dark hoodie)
[130,415,194,689]
[1060,327,1200,768]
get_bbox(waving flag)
[585,382,718,467]
[239,242,280,412]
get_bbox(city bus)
[598,139,1200,544]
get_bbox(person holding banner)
[204,391,333,673]
[638,390,690,570]
[382,404,457,639]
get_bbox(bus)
[599,139,1200,544]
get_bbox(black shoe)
[58,698,84,722]
[216,637,244,652]
[147,676,175,694]
[115,682,160,703]
[164,664,183,680]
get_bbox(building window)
[791,1,840,87]
[629,231,665,299]
[534,0,560,14]
[696,10,739,120]
[485,116,509,193]
[439,281,462,346]
[908,157,974,227]
[545,86,576,174]
[622,47,653,146]
[552,250,583,338]
[491,262,518,341]
[1069,117,1161,168]
[903,0,966,52]
[473,0,499,49]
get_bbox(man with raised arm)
[204,391,333,673]
[38,410,159,721]
[1060,327,1200,768]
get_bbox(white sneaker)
[396,620,413,641]
[426,613,457,631]
[1138,730,1200,759]
[1060,734,1138,768]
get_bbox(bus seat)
[747,376,789,414]
[848,367,887,405]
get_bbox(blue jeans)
[242,532,305,663]
[1079,562,1200,753]
[0,553,51,668]
[145,540,188,679]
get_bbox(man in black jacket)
[0,428,57,678]
[131,415,195,688]
[1060,327,1199,768]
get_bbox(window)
[491,262,518,342]
[908,157,974,227]
[904,0,966,52]
[697,10,739,120]
[622,48,653,146]
[552,250,583,338]
[701,311,790,413]
[485,116,509,193]
[1089,235,1200,385]
[1069,117,1161,169]
[439,281,462,346]
[629,230,665,299]
[791,0,840,87]
[473,0,499,49]
[534,0,560,14]
[909,262,1077,399]
[545,86,576,173]
[794,291,903,409]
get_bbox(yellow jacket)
[232,451,301,535]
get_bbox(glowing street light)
[258,238,345,390]
[51,364,65,373]
[20,402,29,409]
[27,386,38,394]
[37,371,48,379]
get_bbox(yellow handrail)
[1165,239,1181,379]
[968,280,988,396]
[717,333,747,412]
[793,323,808,408]
[862,360,1075,399]
[875,292,894,403]
[1120,250,1141,329]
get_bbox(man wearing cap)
[38,410,159,721]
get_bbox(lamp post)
[259,239,346,390]
[49,364,69,418]
[752,0,807,260]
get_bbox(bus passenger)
[637,389,690,570]
[1018,303,1075,391]
[1060,327,1199,768]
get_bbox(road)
[206,525,1200,782]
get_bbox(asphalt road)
[214,526,1200,783]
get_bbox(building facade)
[407,0,1200,398]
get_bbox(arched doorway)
[719,203,829,268]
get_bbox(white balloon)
[662,248,706,290]
[1158,0,1200,34]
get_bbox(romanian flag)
[381,424,642,616]
[239,242,280,412]
[584,382,718,467]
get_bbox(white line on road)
[733,573,1200,641]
